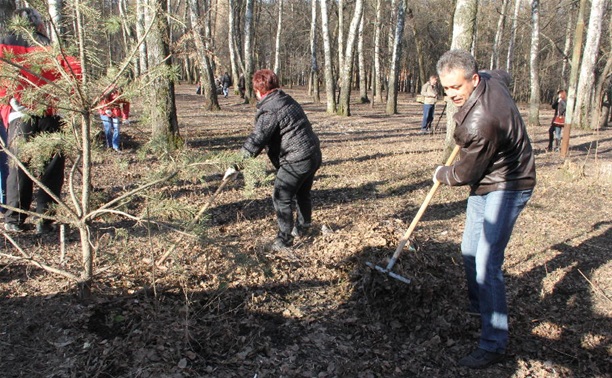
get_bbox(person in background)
[238,74,246,99]
[221,72,232,98]
[548,89,566,152]
[419,75,439,134]
[0,7,82,234]
[98,85,130,153]
[225,69,322,253]
[433,50,536,369]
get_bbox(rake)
[366,145,460,284]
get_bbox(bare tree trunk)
[407,8,425,89]
[490,0,508,69]
[573,0,607,130]
[592,15,612,130]
[385,0,406,115]
[243,0,254,101]
[560,0,587,157]
[188,0,220,111]
[528,0,540,127]
[320,0,336,114]
[47,0,62,42]
[273,0,283,74]
[337,0,344,77]
[137,0,148,74]
[443,0,478,160]
[228,0,241,90]
[506,0,521,73]
[337,0,363,116]
[373,0,383,104]
[147,0,180,142]
[309,0,320,103]
[357,13,368,103]
[561,4,574,88]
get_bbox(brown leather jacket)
[435,70,536,195]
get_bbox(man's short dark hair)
[436,50,478,79]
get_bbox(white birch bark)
[573,0,607,129]
[337,0,363,116]
[137,0,148,74]
[309,0,320,103]
[320,0,336,114]
[373,0,383,104]
[528,0,540,127]
[444,0,478,159]
[243,0,254,101]
[490,0,509,69]
[273,0,283,74]
[385,0,406,115]
[358,13,368,103]
[506,0,522,72]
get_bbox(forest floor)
[0,85,610,378]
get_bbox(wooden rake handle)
[391,145,461,260]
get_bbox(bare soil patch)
[1,85,610,377]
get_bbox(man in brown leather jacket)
[433,50,536,369]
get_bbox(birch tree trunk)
[47,0,62,42]
[373,0,383,104]
[273,0,283,74]
[243,0,255,101]
[137,0,148,74]
[188,0,220,111]
[560,0,587,157]
[573,0,607,130]
[357,13,368,103]
[320,0,336,114]
[506,0,521,72]
[407,8,425,88]
[309,0,320,103]
[337,0,344,78]
[490,0,508,69]
[385,0,406,115]
[228,0,241,90]
[337,0,363,116]
[592,16,611,130]
[443,0,478,160]
[561,5,574,87]
[528,0,540,127]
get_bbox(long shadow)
[506,222,611,376]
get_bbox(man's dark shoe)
[4,223,24,233]
[458,348,505,369]
[36,222,57,235]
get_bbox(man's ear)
[472,73,480,87]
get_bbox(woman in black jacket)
[230,69,322,252]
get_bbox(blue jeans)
[421,104,435,131]
[100,115,121,150]
[223,85,229,97]
[461,189,533,354]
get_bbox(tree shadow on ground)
[508,221,611,376]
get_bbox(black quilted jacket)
[242,89,320,168]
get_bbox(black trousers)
[273,152,322,245]
[5,116,65,225]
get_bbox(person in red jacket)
[98,85,130,152]
[0,8,82,234]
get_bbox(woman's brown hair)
[252,69,279,96]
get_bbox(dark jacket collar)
[453,73,487,125]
